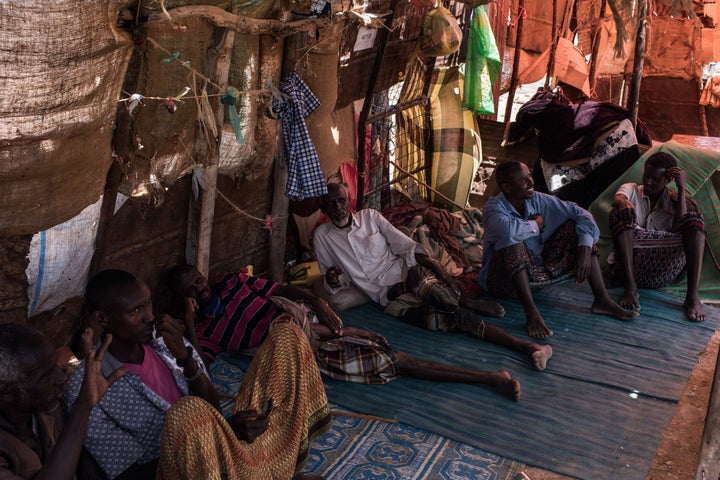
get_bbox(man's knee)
[312,277,370,311]
[676,212,706,238]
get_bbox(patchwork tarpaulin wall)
[0,1,133,235]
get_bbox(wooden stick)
[504,0,526,122]
[331,410,399,423]
[545,0,558,91]
[356,0,400,209]
[268,31,307,282]
[156,5,331,37]
[588,0,608,95]
[695,333,720,479]
[389,160,465,211]
[193,13,237,277]
[627,0,648,128]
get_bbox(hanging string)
[118,90,269,103]
[147,37,223,91]
[220,88,245,144]
[123,38,270,111]
[188,163,284,230]
[216,186,283,231]
[497,2,528,29]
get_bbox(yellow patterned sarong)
[157,319,332,480]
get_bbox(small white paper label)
[353,27,377,51]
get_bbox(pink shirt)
[124,344,183,405]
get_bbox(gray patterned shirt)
[62,337,206,479]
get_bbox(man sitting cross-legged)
[480,161,637,339]
[609,152,707,320]
[311,182,553,379]
[168,265,534,401]
[63,269,331,480]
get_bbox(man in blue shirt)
[480,161,637,339]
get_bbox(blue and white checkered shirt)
[272,72,328,201]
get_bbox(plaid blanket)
[427,67,481,211]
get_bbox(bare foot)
[591,297,638,320]
[684,297,707,321]
[464,298,505,318]
[526,310,553,339]
[619,288,640,311]
[492,370,521,401]
[530,345,553,371]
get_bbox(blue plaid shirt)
[272,72,328,201]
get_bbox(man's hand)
[667,166,687,191]
[228,398,272,443]
[574,246,592,285]
[184,297,198,317]
[325,266,342,289]
[611,194,636,227]
[154,314,188,361]
[77,328,126,410]
[418,254,460,297]
[313,297,343,335]
[532,214,544,233]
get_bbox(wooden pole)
[268,32,307,282]
[356,0,399,210]
[627,0,648,129]
[545,0,558,90]
[484,0,509,121]
[699,78,710,136]
[695,340,720,480]
[193,15,236,277]
[588,0,608,95]
[389,160,465,210]
[504,0,526,123]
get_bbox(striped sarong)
[157,319,331,480]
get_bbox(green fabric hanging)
[220,87,245,144]
[463,5,502,116]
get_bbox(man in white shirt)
[313,183,553,374]
[609,152,706,320]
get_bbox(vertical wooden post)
[627,0,648,129]
[504,0,526,123]
[192,19,236,277]
[588,0,608,94]
[699,78,710,136]
[356,0,399,210]
[545,0,558,90]
[695,344,720,480]
[483,0,509,121]
[268,32,307,282]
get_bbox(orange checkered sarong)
[157,319,331,480]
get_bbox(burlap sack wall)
[119,16,215,198]
[218,33,283,180]
[644,16,701,80]
[120,1,288,198]
[304,22,357,178]
[507,0,570,53]
[0,1,133,235]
